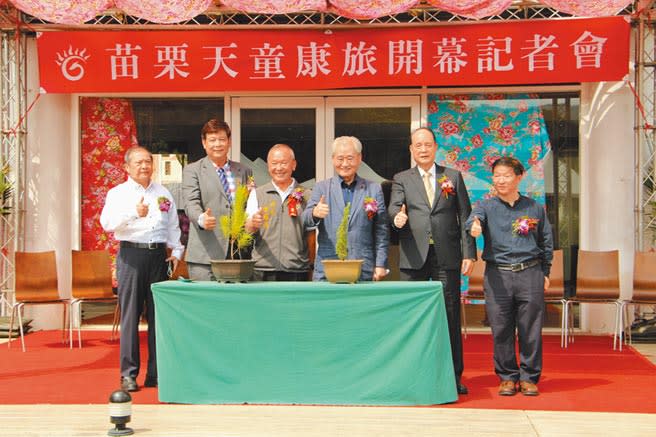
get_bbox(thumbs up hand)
[313,195,330,219]
[394,204,408,228]
[136,196,149,217]
[470,216,482,238]
[246,207,264,232]
[202,207,216,230]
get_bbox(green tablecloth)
[152,280,456,405]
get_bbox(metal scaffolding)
[635,1,656,251]
[0,5,27,315]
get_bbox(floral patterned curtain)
[541,0,631,17]
[427,93,550,208]
[9,0,112,25]
[80,98,138,284]
[221,1,327,14]
[327,0,419,19]
[9,0,633,23]
[426,0,513,19]
[115,0,214,24]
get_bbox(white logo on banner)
[56,46,90,81]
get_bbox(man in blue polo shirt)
[466,156,553,397]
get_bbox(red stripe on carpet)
[1,331,654,412]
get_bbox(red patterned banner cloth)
[37,16,629,93]
[80,97,138,285]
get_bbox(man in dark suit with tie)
[182,119,253,280]
[388,127,477,395]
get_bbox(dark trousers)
[400,246,464,381]
[484,264,544,384]
[117,246,167,380]
[253,270,309,282]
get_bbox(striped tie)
[217,167,231,204]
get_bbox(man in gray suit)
[182,119,253,280]
[302,136,389,281]
[388,127,477,395]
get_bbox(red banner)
[37,17,629,93]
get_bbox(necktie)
[218,167,231,204]
[423,172,435,207]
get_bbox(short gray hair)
[268,143,296,161]
[411,127,436,144]
[331,136,362,155]
[124,146,152,164]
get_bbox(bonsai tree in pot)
[219,184,254,260]
[335,202,351,261]
[211,183,256,282]
[322,202,364,283]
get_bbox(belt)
[491,259,541,272]
[120,241,166,250]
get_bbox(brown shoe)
[519,381,539,396]
[498,380,516,396]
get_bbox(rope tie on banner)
[5,93,41,136]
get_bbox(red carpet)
[1,331,655,412]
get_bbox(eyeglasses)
[334,155,357,164]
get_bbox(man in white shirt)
[100,146,184,392]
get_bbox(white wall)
[22,38,74,330]
[579,80,635,333]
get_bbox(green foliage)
[336,202,350,261]
[218,184,254,259]
[230,185,249,241]
[219,215,231,240]
[237,232,254,249]
[0,162,12,214]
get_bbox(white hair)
[331,136,362,155]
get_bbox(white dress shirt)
[100,177,184,260]
[417,165,436,191]
[246,178,297,216]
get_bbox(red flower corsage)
[287,187,305,217]
[512,216,539,236]
[363,196,378,220]
[157,196,171,212]
[438,175,455,198]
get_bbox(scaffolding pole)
[0,16,27,316]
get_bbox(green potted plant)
[0,162,12,215]
[321,203,364,283]
[210,184,257,282]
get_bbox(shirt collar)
[495,193,525,207]
[339,175,358,189]
[211,159,231,171]
[271,178,297,195]
[126,176,152,191]
[417,164,435,178]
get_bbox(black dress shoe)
[121,376,139,392]
[456,382,469,395]
[144,375,158,388]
